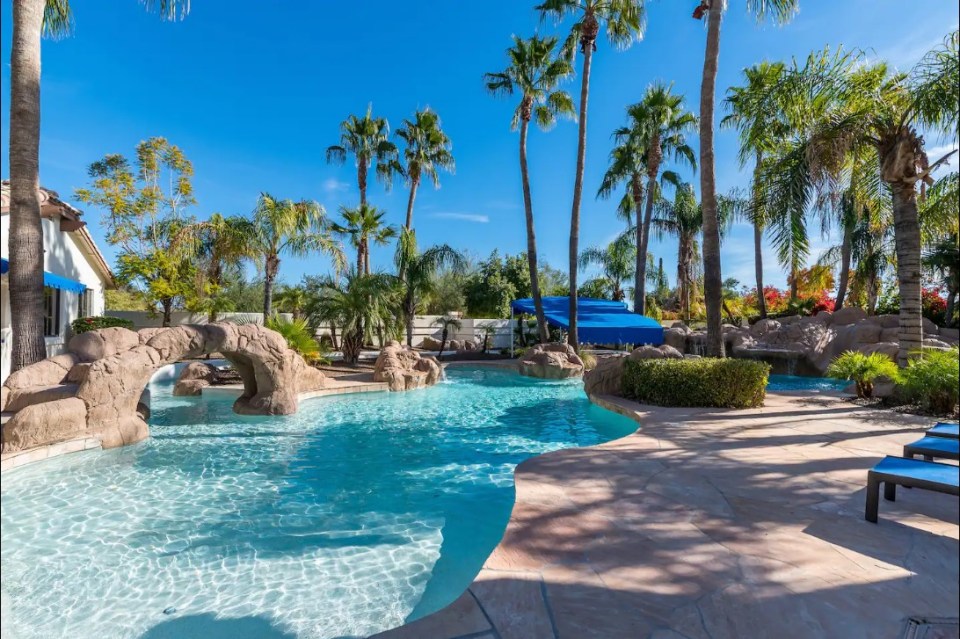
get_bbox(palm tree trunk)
[358,159,368,208]
[751,155,767,318]
[519,116,549,344]
[263,256,278,317]
[890,182,924,365]
[330,323,339,350]
[698,5,725,357]
[945,286,957,328]
[637,165,659,316]
[567,28,596,351]
[404,174,419,230]
[8,0,47,372]
[834,221,853,311]
[405,292,416,347]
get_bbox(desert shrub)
[621,358,770,408]
[71,316,135,334]
[580,351,597,371]
[265,314,326,363]
[898,348,960,414]
[826,351,900,399]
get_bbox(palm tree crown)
[331,204,398,275]
[396,109,455,230]
[326,105,402,205]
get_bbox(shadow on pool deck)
[372,393,959,639]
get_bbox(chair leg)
[865,475,880,523]
[884,481,896,502]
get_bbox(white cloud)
[430,212,490,223]
[321,178,350,194]
[926,144,960,174]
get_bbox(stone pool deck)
[372,393,960,639]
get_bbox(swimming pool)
[0,367,636,639]
[767,374,848,392]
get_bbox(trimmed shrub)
[826,351,900,399]
[71,316,135,334]
[898,348,959,415]
[621,358,770,409]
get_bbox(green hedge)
[621,358,771,408]
[71,316,135,334]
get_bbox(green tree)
[7,0,187,371]
[248,193,342,317]
[314,270,398,364]
[395,109,455,231]
[537,0,646,348]
[330,204,398,275]
[433,315,463,359]
[578,233,636,302]
[464,251,517,318]
[485,34,575,343]
[76,137,199,326]
[693,0,799,355]
[395,229,465,346]
[326,104,402,207]
[273,285,309,320]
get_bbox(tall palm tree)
[485,34,576,344]
[331,204,398,275]
[623,83,697,315]
[395,229,464,347]
[6,0,185,371]
[395,109,455,231]
[537,0,646,349]
[326,105,402,207]
[652,183,736,321]
[249,193,342,317]
[693,0,798,356]
[722,61,788,318]
[578,233,636,302]
[174,213,253,321]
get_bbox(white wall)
[315,316,519,351]
[1,216,108,383]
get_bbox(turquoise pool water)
[0,367,636,639]
[767,374,848,392]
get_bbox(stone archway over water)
[0,324,326,453]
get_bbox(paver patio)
[372,392,960,639]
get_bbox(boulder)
[518,343,584,379]
[663,328,688,352]
[583,355,626,396]
[293,356,328,393]
[923,338,953,350]
[447,339,462,352]
[68,327,140,362]
[750,319,781,337]
[778,315,803,326]
[939,327,959,342]
[1,398,89,452]
[3,353,77,391]
[922,317,940,336]
[875,314,900,328]
[880,327,900,343]
[850,323,882,344]
[856,342,899,361]
[173,362,217,396]
[373,341,443,391]
[628,345,683,361]
[420,336,443,350]
[830,307,867,326]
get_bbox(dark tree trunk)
[945,287,957,328]
[636,135,662,316]
[263,255,279,317]
[567,14,598,351]
[8,0,47,372]
[161,298,173,327]
[518,113,549,344]
[405,291,416,347]
[698,5,725,357]
[330,323,339,350]
[890,182,924,365]
[404,172,419,230]
[751,156,767,318]
[834,220,853,311]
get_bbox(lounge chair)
[903,435,960,462]
[865,456,960,523]
[926,422,960,440]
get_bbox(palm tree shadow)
[140,613,297,639]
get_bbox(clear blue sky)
[2,1,958,291]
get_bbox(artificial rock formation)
[373,341,443,391]
[518,343,585,379]
[173,362,217,396]
[0,323,326,454]
[583,355,626,396]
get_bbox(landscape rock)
[923,338,953,350]
[68,327,140,362]
[518,343,584,379]
[420,336,443,350]
[850,323,882,344]
[663,327,689,352]
[829,307,867,326]
[583,355,626,396]
[750,319,781,337]
[629,345,684,361]
[173,362,217,396]
[373,340,443,391]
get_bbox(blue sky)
[2,1,958,292]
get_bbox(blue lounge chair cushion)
[905,436,960,456]
[927,422,960,439]
[870,456,960,487]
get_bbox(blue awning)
[511,296,664,345]
[0,258,87,293]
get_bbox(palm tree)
[537,0,646,349]
[623,83,697,315]
[273,285,309,320]
[395,229,464,347]
[693,0,799,356]
[485,34,576,344]
[331,204,398,275]
[652,183,736,321]
[174,213,253,321]
[6,0,185,371]
[326,105,402,207]
[433,316,463,360]
[578,233,636,302]
[395,109,455,231]
[722,61,788,318]
[315,270,398,365]
[249,193,342,317]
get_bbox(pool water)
[767,374,848,392]
[0,367,636,639]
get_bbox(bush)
[898,348,959,414]
[71,316,135,334]
[826,351,900,399]
[621,358,770,408]
[580,352,597,371]
[265,314,327,364]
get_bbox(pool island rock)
[373,341,443,391]
[0,323,327,453]
[518,342,585,379]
